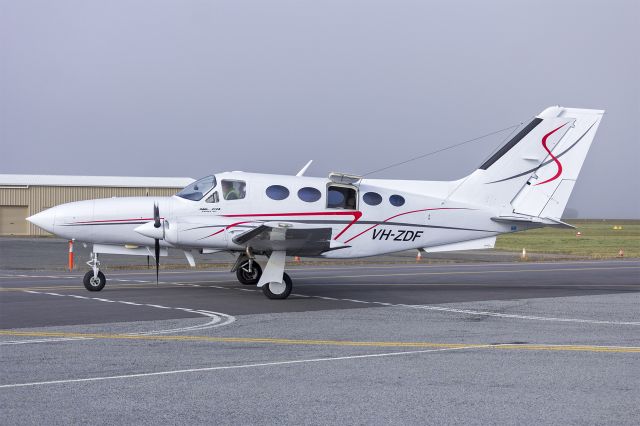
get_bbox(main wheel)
[262,272,292,300]
[83,270,106,291]
[236,260,262,285]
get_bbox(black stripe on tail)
[479,118,543,170]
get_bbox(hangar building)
[0,175,194,236]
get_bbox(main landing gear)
[235,258,263,285]
[233,250,293,299]
[83,252,106,291]
[261,272,293,299]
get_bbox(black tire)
[236,261,262,285]
[83,270,106,291]
[262,272,292,300]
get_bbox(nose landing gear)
[83,252,106,291]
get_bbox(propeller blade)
[153,203,161,228]
[154,238,160,285]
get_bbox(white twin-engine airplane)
[27,106,604,299]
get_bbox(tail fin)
[448,106,604,220]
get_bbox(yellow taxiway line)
[1,330,638,353]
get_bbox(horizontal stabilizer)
[491,215,575,229]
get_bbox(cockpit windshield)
[176,175,217,201]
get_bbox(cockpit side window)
[176,175,217,201]
[205,191,219,203]
[222,180,246,201]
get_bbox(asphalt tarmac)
[1,260,639,424]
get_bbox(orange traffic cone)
[521,248,527,260]
[416,250,422,262]
[618,249,624,258]
[294,256,301,263]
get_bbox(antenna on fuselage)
[296,160,313,177]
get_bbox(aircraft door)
[327,184,358,210]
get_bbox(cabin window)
[205,191,219,203]
[327,185,357,209]
[362,192,382,206]
[266,185,290,201]
[297,187,321,202]
[389,194,405,207]
[221,180,246,200]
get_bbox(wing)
[232,221,348,256]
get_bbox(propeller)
[153,203,161,285]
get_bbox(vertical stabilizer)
[448,106,604,220]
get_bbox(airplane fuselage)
[31,171,508,258]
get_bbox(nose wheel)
[83,270,106,291]
[84,251,106,291]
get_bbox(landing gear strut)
[83,252,106,291]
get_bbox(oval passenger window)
[363,192,382,206]
[297,187,322,202]
[266,185,290,201]
[389,195,405,207]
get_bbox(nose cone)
[27,208,56,233]
[134,221,164,240]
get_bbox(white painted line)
[145,304,171,309]
[284,290,640,326]
[0,345,480,388]
[44,293,63,296]
[0,337,88,345]
[70,295,89,299]
[410,304,640,326]
[118,301,143,306]
[23,290,41,294]
[92,298,115,303]
[291,294,310,298]
[238,288,255,292]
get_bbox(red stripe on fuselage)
[72,217,162,224]
[205,221,252,238]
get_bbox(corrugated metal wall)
[0,186,180,235]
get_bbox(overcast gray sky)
[1,0,638,218]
